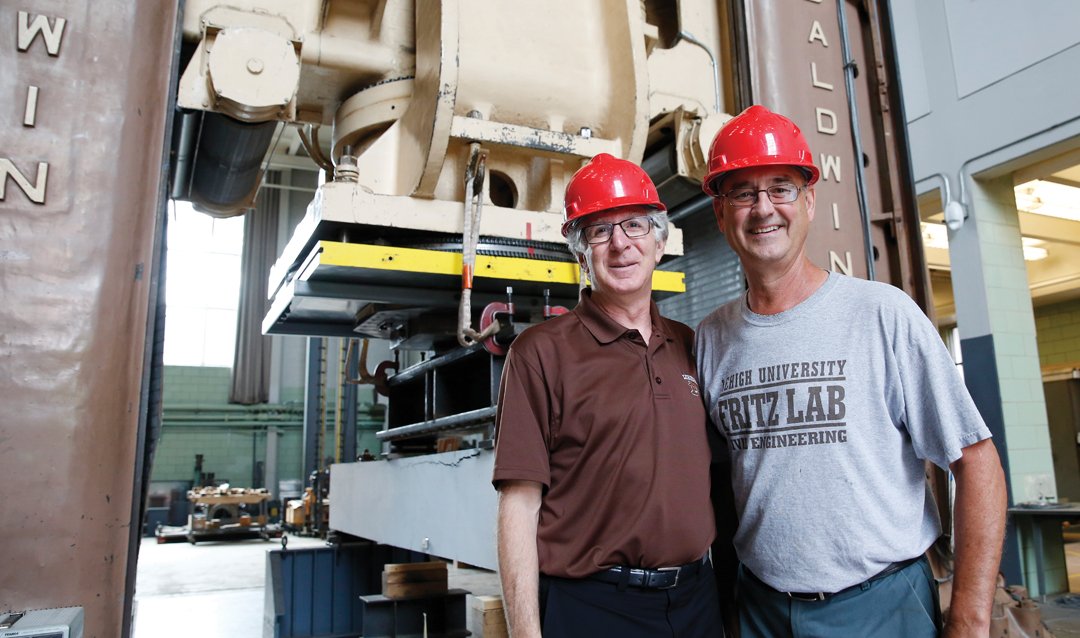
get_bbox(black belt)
[747,555,923,602]
[588,555,707,590]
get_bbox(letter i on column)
[24,86,39,127]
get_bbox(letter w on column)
[18,11,67,56]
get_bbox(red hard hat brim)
[560,202,667,237]
[701,105,821,197]
[703,156,820,197]
[562,153,666,236]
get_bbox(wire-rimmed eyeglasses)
[582,216,654,244]
[722,184,804,208]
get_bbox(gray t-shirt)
[695,272,990,593]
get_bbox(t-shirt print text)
[716,359,848,452]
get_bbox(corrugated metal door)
[658,203,745,330]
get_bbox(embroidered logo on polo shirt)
[682,374,700,397]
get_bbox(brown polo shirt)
[492,290,714,578]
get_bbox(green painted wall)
[151,366,382,489]
[162,366,232,406]
[152,428,282,485]
[1035,298,1080,367]
[153,366,305,487]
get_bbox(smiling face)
[713,165,815,274]
[578,205,665,303]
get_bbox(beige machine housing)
[177,0,726,240]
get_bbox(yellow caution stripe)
[314,241,685,293]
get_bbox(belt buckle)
[656,566,680,589]
[787,591,826,602]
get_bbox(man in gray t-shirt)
[696,106,1007,638]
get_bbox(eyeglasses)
[722,184,804,207]
[582,216,654,244]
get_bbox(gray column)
[342,340,359,463]
[266,425,279,501]
[303,337,323,486]
[949,173,1059,592]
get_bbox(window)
[163,201,244,367]
[940,325,964,381]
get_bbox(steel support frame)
[303,337,324,486]
[342,340,359,463]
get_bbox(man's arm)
[497,480,544,638]
[945,438,1007,638]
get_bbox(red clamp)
[480,302,511,356]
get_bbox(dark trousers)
[737,556,943,638]
[539,559,724,638]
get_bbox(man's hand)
[497,480,544,638]
[945,438,1007,638]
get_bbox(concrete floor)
[133,535,325,637]
[132,534,502,638]
[1069,541,1080,594]
[1043,542,1080,637]
[135,536,1080,636]
[1042,595,1080,638]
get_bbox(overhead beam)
[1013,146,1080,185]
[1044,175,1080,190]
[1018,211,1080,247]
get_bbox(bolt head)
[247,58,264,74]
[579,127,593,139]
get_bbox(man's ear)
[804,185,816,222]
[654,235,667,265]
[577,250,589,275]
[712,199,726,233]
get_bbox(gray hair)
[565,208,670,261]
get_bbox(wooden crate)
[470,595,508,638]
[381,562,449,599]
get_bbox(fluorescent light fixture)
[921,222,949,250]
[920,222,1048,261]
[1022,237,1049,261]
[1015,180,1080,222]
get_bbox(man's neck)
[591,289,654,345]
[744,255,829,315]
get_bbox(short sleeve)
[891,296,991,470]
[492,345,554,489]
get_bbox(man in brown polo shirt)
[493,153,722,638]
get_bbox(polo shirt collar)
[575,289,673,344]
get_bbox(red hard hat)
[702,105,820,197]
[562,153,666,236]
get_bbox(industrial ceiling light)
[1015,180,1080,222]
[943,200,966,231]
[1022,237,1049,261]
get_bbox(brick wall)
[1034,298,1080,367]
